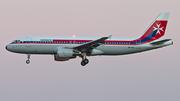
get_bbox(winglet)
[101,35,112,39]
[108,35,112,39]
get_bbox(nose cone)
[6,44,10,51]
[6,44,16,53]
[5,45,8,50]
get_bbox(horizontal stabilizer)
[150,39,171,45]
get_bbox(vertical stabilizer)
[137,12,170,44]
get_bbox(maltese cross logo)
[153,23,164,35]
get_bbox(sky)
[0,0,180,101]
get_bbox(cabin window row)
[21,41,136,44]
[23,41,88,44]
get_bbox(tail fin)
[137,12,170,44]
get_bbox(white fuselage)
[6,36,173,56]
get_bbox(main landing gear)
[26,54,30,64]
[80,56,89,66]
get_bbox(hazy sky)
[0,0,180,101]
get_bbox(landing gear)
[26,60,30,64]
[81,60,86,66]
[81,59,89,66]
[80,55,89,66]
[26,54,30,64]
[84,59,89,64]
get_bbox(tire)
[84,59,89,64]
[26,60,30,64]
[81,61,86,66]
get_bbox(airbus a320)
[6,12,173,66]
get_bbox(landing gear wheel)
[81,59,89,66]
[26,54,31,64]
[81,61,86,66]
[80,54,89,66]
[26,60,30,64]
[84,59,89,64]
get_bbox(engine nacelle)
[57,49,74,58]
[54,55,76,61]
[54,49,76,61]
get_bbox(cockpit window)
[11,40,20,44]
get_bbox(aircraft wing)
[73,35,112,52]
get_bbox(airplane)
[6,12,173,66]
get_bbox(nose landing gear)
[26,60,30,64]
[26,54,30,64]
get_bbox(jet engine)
[54,49,76,61]
[57,49,74,58]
